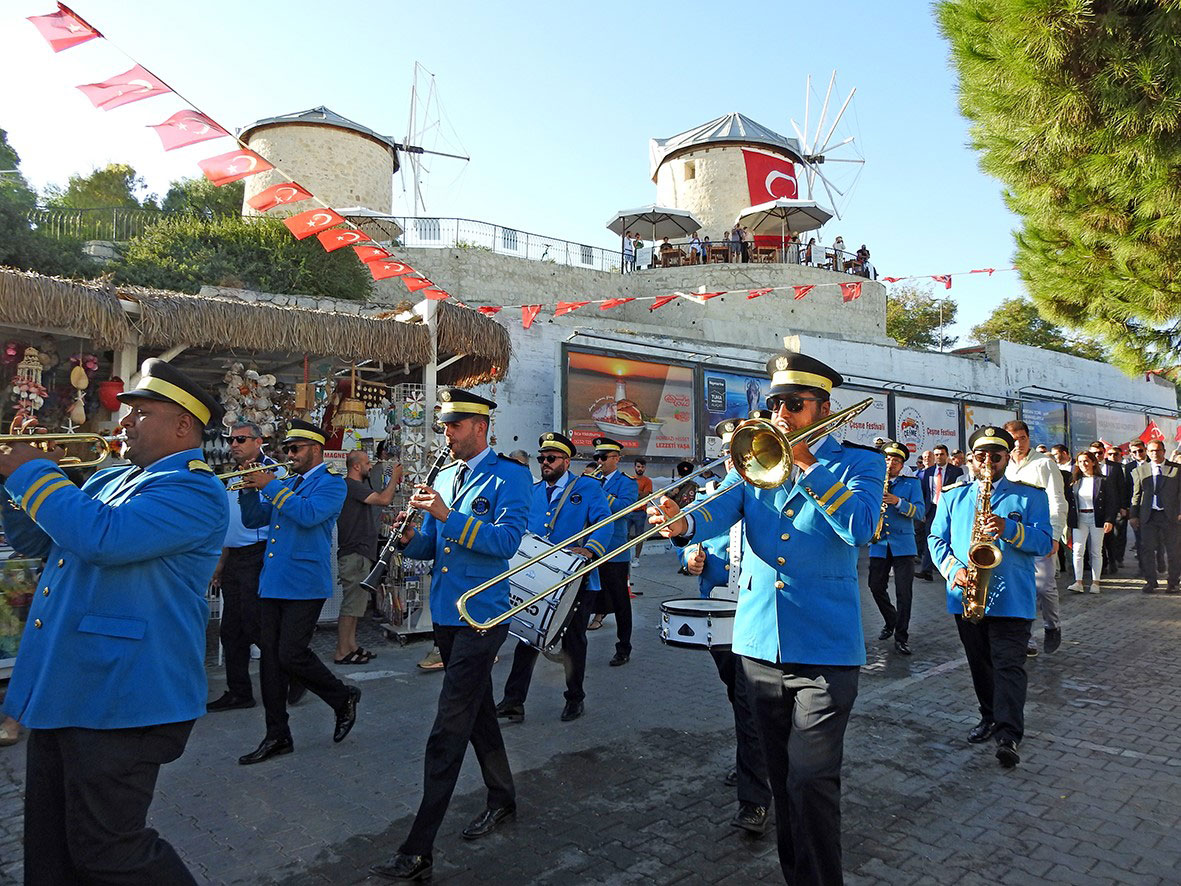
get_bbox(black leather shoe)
[1143,583,1159,594]
[370,852,432,881]
[495,700,525,723]
[287,680,307,705]
[723,768,738,787]
[996,738,1020,768]
[1026,642,1039,657]
[238,736,293,765]
[560,700,584,722]
[894,639,912,656]
[1044,627,1062,654]
[333,686,361,743]
[967,720,995,744]
[206,691,255,712]
[916,571,934,582]
[462,804,515,840]
[731,803,769,835]
[878,625,894,640]
[1168,586,1181,595]
[609,653,630,667]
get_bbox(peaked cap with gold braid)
[116,358,222,427]
[765,351,843,397]
[437,387,497,423]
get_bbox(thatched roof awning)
[0,268,510,386]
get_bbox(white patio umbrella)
[736,199,833,257]
[606,205,702,271]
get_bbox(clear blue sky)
[1,0,1024,340]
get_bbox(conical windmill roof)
[649,112,802,180]
[240,106,400,172]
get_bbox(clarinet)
[361,448,453,592]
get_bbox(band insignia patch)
[472,496,491,515]
[570,493,582,504]
[1007,511,1022,521]
[440,390,452,401]
[775,356,789,371]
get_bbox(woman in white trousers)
[1067,450,1117,593]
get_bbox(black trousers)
[401,623,514,856]
[259,597,350,740]
[741,657,859,886]
[219,542,264,699]
[955,615,1032,744]
[867,552,915,643]
[710,647,771,808]
[916,511,934,575]
[595,561,632,656]
[25,721,197,885]
[1138,511,1181,589]
[503,581,595,705]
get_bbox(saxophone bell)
[962,459,1003,622]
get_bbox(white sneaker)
[1067,582,1085,593]
[1089,582,1101,594]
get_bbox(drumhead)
[660,598,737,617]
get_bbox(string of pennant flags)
[27,4,1019,332]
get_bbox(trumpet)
[217,461,293,490]
[0,433,119,468]
[456,398,874,631]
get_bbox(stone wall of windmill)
[653,144,802,240]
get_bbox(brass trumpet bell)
[0,433,116,468]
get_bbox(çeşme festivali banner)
[563,348,695,458]
[828,388,890,448]
[893,395,960,454]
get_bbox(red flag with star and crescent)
[742,149,799,203]
[199,149,273,186]
[793,285,814,301]
[1140,420,1165,444]
[247,182,313,212]
[77,64,170,111]
[478,306,502,316]
[403,276,434,293]
[282,209,345,240]
[27,4,101,52]
[555,301,590,316]
[369,260,411,281]
[316,229,371,252]
[932,274,953,290]
[840,282,862,302]
[354,246,393,264]
[521,305,542,329]
[149,110,228,151]
[599,297,635,310]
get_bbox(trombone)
[217,461,293,490]
[456,398,874,631]
[0,433,119,468]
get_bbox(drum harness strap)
[545,479,580,538]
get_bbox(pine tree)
[937,0,1181,372]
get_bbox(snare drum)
[659,598,736,650]
[506,532,585,652]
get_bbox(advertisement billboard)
[893,395,960,454]
[1021,400,1068,450]
[562,347,695,458]
[829,388,890,447]
[702,369,770,458]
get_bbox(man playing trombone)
[371,389,532,883]
[497,432,612,723]
[651,352,884,886]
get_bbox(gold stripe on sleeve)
[457,516,474,547]
[467,520,482,548]
[26,479,72,522]
[827,489,853,515]
[816,482,844,506]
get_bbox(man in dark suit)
[1130,440,1181,594]
[1050,445,1074,573]
[915,444,964,580]
[1101,446,1129,572]
[1126,440,1149,563]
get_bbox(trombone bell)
[729,419,792,489]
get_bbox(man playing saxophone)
[928,427,1053,768]
[867,441,926,656]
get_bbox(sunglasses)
[972,451,1005,465]
[593,452,619,461]
[767,395,826,414]
[536,453,565,464]
[282,442,311,454]
[228,435,258,444]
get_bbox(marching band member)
[679,417,772,837]
[588,436,638,666]
[867,441,926,655]
[496,431,612,723]
[652,352,884,886]
[0,359,228,885]
[236,420,356,765]
[928,427,1052,768]
[371,389,531,883]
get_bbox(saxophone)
[871,479,890,543]
[962,459,1003,622]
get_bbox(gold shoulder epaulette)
[326,464,343,476]
[187,460,213,473]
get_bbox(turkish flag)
[403,276,434,293]
[970,268,996,276]
[742,149,798,204]
[354,245,392,263]
[422,288,451,301]
[77,64,170,110]
[881,277,904,283]
[282,209,345,240]
[316,229,371,252]
[27,4,101,52]
[932,274,953,290]
[477,306,502,316]
[793,285,815,301]
[369,260,412,281]
[199,149,273,186]
[247,182,312,212]
[149,110,228,151]
[521,305,542,329]
[555,301,590,317]
[599,297,635,310]
[1140,420,1165,444]
[650,294,678,311]
[748,288,773,300]
[840,282,862,302]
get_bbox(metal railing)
[27,207,168,242]
[393,217,619,271]
[624,237,876,278]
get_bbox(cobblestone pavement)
[3,545,1181,885]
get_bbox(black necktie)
[452,464,469,502]
[291,474,304,491]
[546,483,557,503]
